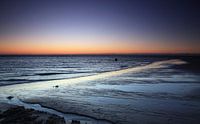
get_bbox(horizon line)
[0,53,200,56]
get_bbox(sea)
[0,55,200,124]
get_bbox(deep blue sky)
[0,0,200,54]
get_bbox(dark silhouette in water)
[115,58,118,61]
[7,96,14,100]
[53,85,59,88]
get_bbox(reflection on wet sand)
[1,59,200,124]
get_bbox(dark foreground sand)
[0,103,81,124]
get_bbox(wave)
[0,59,188,124]
[35,72,89,76]
[0,59,186,92]
[3,97,112,124]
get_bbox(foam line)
[0,59,186,93]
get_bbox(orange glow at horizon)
[0,36,199,55]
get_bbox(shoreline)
[23,101,115,124]
[0,59,186,91]
[1,59,198,124]
[0,102,66,124]
[0,97,113,124]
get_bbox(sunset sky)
[0,0,200,54]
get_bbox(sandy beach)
[1,59,200,124]
[0,0,200,123]
[0,103,66,124]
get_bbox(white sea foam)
[0,59,186,93]
[0,59,192,124]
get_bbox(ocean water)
[0,55,169,86]
[0,55,200,124]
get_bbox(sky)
[0,0,200,54]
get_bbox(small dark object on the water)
[121,65,128,68]
[7,96,14,100]
[71,120,81,124]
[53,85,59,88]
[115,58,118,61]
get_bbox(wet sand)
[0,103,65,124]
[0,59,199,124]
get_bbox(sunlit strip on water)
[0,59,186,94]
